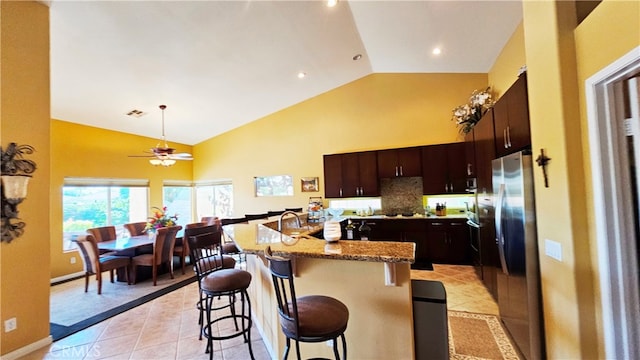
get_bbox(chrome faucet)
[278,210,302,232]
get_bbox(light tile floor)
[22,264,496,359]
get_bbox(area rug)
[50,270,196,341]
[448,311,521,360]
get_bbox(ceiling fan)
[128,105,193,167]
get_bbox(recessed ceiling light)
[327,0,338,7]
[432,47,442,55]
[353,54,362,61]
[297,72,307,79]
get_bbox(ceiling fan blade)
[128,154,156,158]
[172,152,193,157]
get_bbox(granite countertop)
[345,213,469,220]
[223,216,415,264]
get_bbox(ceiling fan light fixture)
[149,158,176,167]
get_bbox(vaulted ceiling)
[50,1,523,145]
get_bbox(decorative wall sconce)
[1,143,37,243]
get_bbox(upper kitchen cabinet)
[473,109,496,196]
[323,154,343,198]
[323,151,379,198]
[493,73,531,158]
[377,147,422,178]
[464,130,476,179]
[421,142,467,194]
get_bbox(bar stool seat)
[188,228,255,360]
[201,268,251,292]
[286,295,349,339]
[265,246,349,360]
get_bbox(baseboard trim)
[1,335,52,360]
[50,271,84,285]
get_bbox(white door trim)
[585,45,640,360]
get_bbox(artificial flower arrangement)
[451,87,495,135]
[144,206,178,232]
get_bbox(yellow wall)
[489,22,526,97]
[49,120,193,278]
[574,0,640,358]
[521,0,640,358]
[194,73,488,215]
[0,1,51,354]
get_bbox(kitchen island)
[223,215,416,359]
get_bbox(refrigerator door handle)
[495,183,509,275]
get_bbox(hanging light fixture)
[149,158,176,167]
[128,105,193,166]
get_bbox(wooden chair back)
[124,222,147,236]
[87,226,116,242]
[154,226,182,266]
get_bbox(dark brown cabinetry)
[472,109,499,299]
[323,152,379,198]
[364,219,429,263]
[426,219,470,264]
[464,131,476,179]
[473,109,496,196]
[323,154,343,198]
[421,142,467,194]
[377,147,422,178]
[493,73,531,158]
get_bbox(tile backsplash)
[380,177,424,214]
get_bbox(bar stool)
[265,246,349,360]
[188,229,254,360]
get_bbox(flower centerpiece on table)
[144,206,178,232]
[451,87,495,135]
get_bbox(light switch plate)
[545,239,562,261]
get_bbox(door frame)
[585,45,640,359]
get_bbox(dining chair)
[244,213,269,221]
[131,225,182,285]
[87,226,117,255]
[124,222,147,236]
[73,234,131,295]
[218,217,248,265]
[174,222,206,275]
[200,216,218,225]
[267,210,285,217]
[265,246,349,360]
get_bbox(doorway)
[586,46,640,359]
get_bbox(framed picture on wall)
[301,177,319,192]
[254,175,294,197]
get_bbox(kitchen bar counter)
[222,216,416,359]
[224,220,415,263]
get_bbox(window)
[196,181,234,219]
[163,184,193,226]
[62,178,149,251]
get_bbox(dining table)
[96,231,184,282]
[97,234,154,253]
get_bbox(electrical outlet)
[70,256,76,264]
[4,318,17,332]
[545,239,562,261]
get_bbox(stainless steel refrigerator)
[492,151,545,360]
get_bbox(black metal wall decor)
[536,148,551,188]
[1,143,37,243]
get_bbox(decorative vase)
[323,221,341,242]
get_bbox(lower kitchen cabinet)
[426,219,470,264]
[360,219,429,263]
